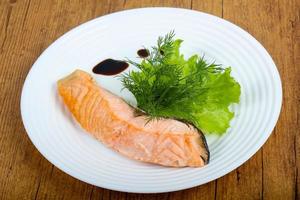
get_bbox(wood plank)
[123,0,191,9]
[0,0,298,199]
[0,0,10,52]
[259,1,298,199]
[292,1,300,199]
[191,0,222,16]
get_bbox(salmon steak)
[57,70,209,167]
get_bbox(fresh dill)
[121,31,241,134]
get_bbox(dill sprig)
[121,31,225,125]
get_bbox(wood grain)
[0,0,299,199]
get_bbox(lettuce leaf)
[192,68,241,134]
[122,31,241,134]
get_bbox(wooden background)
[0,0,299,199]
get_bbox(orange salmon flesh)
[57,70,209,167]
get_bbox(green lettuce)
[122,31,241,134]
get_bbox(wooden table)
[0,0,299,199]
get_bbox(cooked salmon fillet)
[57,70,209,167]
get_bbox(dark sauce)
[137,49,149,58]
[92,59,129,75]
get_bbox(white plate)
[21,8,282,193]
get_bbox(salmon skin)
[57,70,209,167]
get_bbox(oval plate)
[21,8,282,193]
